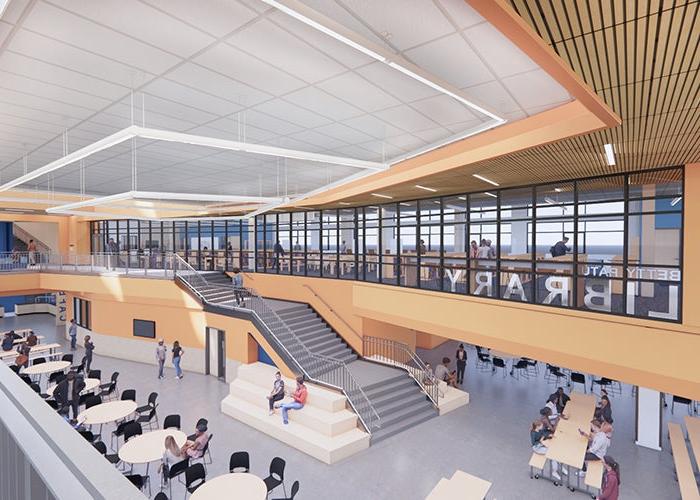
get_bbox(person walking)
[172,340,184,379]
[273,240,285,270]
[68,319,78,351]
[231,268,244,306]
[156,339,167,379]
[54,371,86,423]
[84,335,95,372]
[27,239,37,266]
[455,343,467,385]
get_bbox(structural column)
[635,386,662,450]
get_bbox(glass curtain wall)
[90,166,684,322]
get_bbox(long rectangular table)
[0,343,61,361]
[684,416,700,473]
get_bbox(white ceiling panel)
[501,69,571,110]
[0,21,13,45]
[141,0,259,38]
[410,94,482,127]
[437,0,484,30]
[462,80,522,115]
[21,2,181,72]
[342,114,405,140]
[8,29,157,87]
[312,122,374,145]
[355,61,438,103]
[404,33,493,89]
[463,22,538,78]
[227,18,347,83]
[374,105,440,133]
[339,0,454,51]
[286,129,349,151]
[0,72,112,110]
[253,99,332,129]
[317,72,401,112]
[244,110,303,137]
[142,79,243,116]
[1,0,30,25]
[55,0,215,58]
[165,65,270,108]
[195,43,306,96]
[284,86,363,121]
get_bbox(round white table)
[45,378,100,398]
[23,360,70,376]
[78,400,137,426]
[118,429,187,465]
[190,473,267,500]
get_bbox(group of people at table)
[530,387,620,499]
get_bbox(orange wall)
[683,163,700,328]
[0,213,91,254]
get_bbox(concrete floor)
[1,313,688,500]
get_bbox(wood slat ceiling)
[321,0,698,207]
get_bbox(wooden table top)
[425,470,492,500]
[683,416,700,473]
[46,378,100,398]
[546,392,596,469]
[668,422,700,500]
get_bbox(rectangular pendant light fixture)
[604,143,616,166]
[371,193,393,199]
[415,185,437,192]
[473,174,500,186]
[484,192,497,198]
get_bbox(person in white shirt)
[155,339,167,379]
[578,419,610,476]
[545,394,560,423]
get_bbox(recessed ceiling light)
[554,188,563,193]
[458,196,466,200]
[604,143,616,166]
[371,193,393,199]
[472,174,499,186]
[485,192,497,198]
[399,202,411,207]
[415,184,437,192]
[339,202,351,205]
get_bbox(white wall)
[14,222,59,252]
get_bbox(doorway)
[205,327,226,380]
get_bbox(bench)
[584,460,604,492]
[668,422,700,500]
[528,452,547,479]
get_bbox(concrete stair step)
[370,408,436,444]
[361,373,410,392]
[277,308,313,320]
[221,396,369,464]
[363,377,416,400]
[379,402,436,430]
[283,317,321,330]
[316,342,352,357]
[294,323,330,336]
[229,378,358,437]
[305,336,343,351]
[373,388,428,414]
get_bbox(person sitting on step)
[280,375,307,425]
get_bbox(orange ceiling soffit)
[467,0,620,128]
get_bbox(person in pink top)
[280,375,307,425]
[597,455,620,500]
[181,422,209,458]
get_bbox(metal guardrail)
[173,255,380,434]
[363,335,440,407]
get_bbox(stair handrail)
[172,254,210,292]
[300,283,363,347]
[173,263,380,434]
[363,335,440,407]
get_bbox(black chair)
[87,369,101,380]
[163,414,181,430]
[29,383,41,394]
[136,405,158,431]
[71,356,86,374]
[136,391,158,414]
[229,451,250,473]
[153,492,168,500]
[523,358,539,376]
[164,458,189,497]
[85,395,102,409]
[263,457,287,497]
[512,359,530,380]
[672,395,693,415]
[121,389,136,402]
[592,377,612,394]
[111,419,136,449]
[9,364,20,374]
[48,371,65,385]
[124,474,150,497]
[190,434,213,472]
[33,357,46,365]
[92,440,120,466]
[79,430,98,443]
[570,372,587,393]
[187,418,209,440]
[476,353,492,372]
[491,357,507,377]
[272,480,299,500]
[545,364,567,385]
[99,372,119,400]
[123,421,142,442]
[19,374,32,385]
[61,354,74,363]
[184,463,206,495]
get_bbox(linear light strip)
[136,127,386,171]
[46,191,282,214]
[261,0,505,123]
[472,173,500,186]
[604,143,616,166]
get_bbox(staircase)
[176,264,442,443]
[362,371,438,443]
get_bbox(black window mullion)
[623,173,629,315]
[573,180,579,309]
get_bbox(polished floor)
[2,313,687,499]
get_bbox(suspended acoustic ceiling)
[0,0,572,212]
